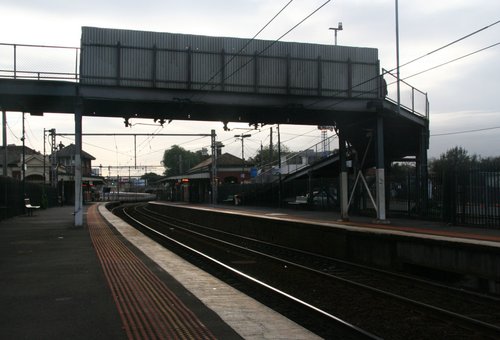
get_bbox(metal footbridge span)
[0,27,429,226]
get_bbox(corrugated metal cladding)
[80,27,380,98]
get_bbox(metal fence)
[216,163,500,229]
[0,42,429,119]
[389,165,500,228]
[0,176,59,220]
[0,43,79,81]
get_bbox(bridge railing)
[382,68,429,119]
[253,134,338,184]
[0,42,429,120]
[0,41,381,100]
[0,43,79,81]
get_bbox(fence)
[389,165,500,228]
[0,176,59,220]
[0,43,79,81]
[216,163,500,228]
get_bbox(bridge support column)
[417,123,429,215]
[2,110,7,177]
[339,131,349,221]
[74,101,83,227]
[375,116,388,222]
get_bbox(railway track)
[113,203,500,339]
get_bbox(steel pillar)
[339,131,349,220]
[74,101,83,227]
[417,123,429,214]
[2,110,6,176]
[210,129,217,205]
[375,116,387,221]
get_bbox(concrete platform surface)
[0,204,321,339]
[0,206,125,339]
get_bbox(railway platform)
[0,203,320,339]
[186,202,500,245]
[2,201,498,339]
[148,201,500,295]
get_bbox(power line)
[431,126,500,137]
[309,19,500,111]
[281,127,319,144]
[315,40,500,112]
[195,0,295,94]
[404,41,500,81]
[59,135,133,157]
[6,122,20,141]
[205,0,331,93]
[393,19,500,72]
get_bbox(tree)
[249,144,291,168]
[162,145,209,177]
[429,146,478,174]
[141,172,163,184]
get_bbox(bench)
[24,198,40,216]
[288,195,310,209]
[222,195,234,204]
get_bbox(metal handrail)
[382,68,429,119]
[254,134,338,183]
[0,43,79,81]
[0,42,429,120]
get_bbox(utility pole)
[235,133,251,206]
[395,0,401,113]
[234,134,251,184]
[49,129,57,188]
[269,127,273,159]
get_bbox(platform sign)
[318,125,335,131]
[250,167,258,178]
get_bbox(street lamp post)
[329,22,343,45]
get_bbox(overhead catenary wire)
[431,126,500,137]
[307,18,500,110]
[6,122,20,141]
[390,19,500,73]
[403,41,500,81]
[202,0,331,94]
[193,0,296,95]
[314,39,500,111]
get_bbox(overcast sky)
[1,0,499,176]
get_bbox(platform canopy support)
[74,100,83,227]
[339,131,349,221]
[375,116,387,222]
[417,122,429,215]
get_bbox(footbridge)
[0,27,429,226]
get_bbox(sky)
[1,0,499,177]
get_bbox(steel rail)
[141,205,500,305]
[121,205,381,340]
[129,204,500,338]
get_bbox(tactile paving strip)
[87,205,216,340]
